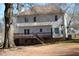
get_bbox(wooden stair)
[33,34,45,45]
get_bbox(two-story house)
[14,5,65,45]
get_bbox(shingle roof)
[17,5,64,16]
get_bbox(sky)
[0,3,79,24]
[0,3,5,23]
[0,3,46,24]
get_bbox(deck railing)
[14,32,52,39]
[16,20,63,27]
[16,22,53,27]
[14,32,52,35]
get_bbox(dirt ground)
[0,43,79,56]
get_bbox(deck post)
[51,28,53,38]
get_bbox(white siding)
[17,14,63,23]
[15,14,64,38]
[17,17,24,23]
[36,15,54,22]
[15,26,51,34]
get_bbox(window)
[24,29,30,34]
[61,30,63,34]
[54,28,59,34]
[40,28,42,32]
[55,15,58,21]
[25,17,28,22]
[24,29,27,34]
[34,17,36,22]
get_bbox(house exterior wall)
[16,14,63,23]
[15,14,64,38]
[15,26,51,34]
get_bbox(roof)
[17,5,64,17]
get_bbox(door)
[24,29,30,34]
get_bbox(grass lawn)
[48,38,79,45]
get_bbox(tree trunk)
[3,3,15,48]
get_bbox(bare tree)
[2,3,35,48]
[57,3,79,39]
[3,3,15,48]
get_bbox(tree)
[2,3,35,48]
[56,3,79,39]
[47,3,72,39]
[3,3,15,48]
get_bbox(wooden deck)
[14,33,52,46]
[14,33,64,46]
[14,33,52,39]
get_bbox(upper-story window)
[55,15,58,21]
[34,17,36,22]
[25,17,28,22]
